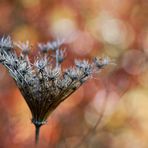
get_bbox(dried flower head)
[0,36,110,143]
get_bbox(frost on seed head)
[0,36,110,125]
[0,36,13,51]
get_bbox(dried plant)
[0,36,110,144]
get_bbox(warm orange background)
[0,0,148,147]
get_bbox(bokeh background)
[0,0,148,147]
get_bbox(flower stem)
[35,124,41,145]
[32,119,46,145]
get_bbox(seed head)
[0,36,109,125]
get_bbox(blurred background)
[0,0,148,147]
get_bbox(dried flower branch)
[0,36,110,144]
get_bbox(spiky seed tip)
[0,36,13,51]
[15,41,30,55]
[93,57,110,69]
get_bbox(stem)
[56,49,59,68]
[35,124,41,145]
[32,119,46,145]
